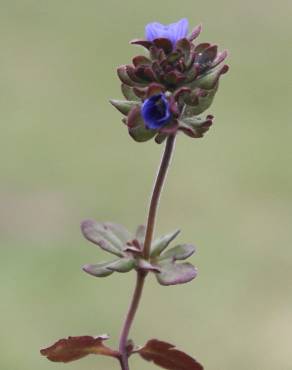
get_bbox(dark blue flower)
[141,94,172,130]
[145,18,189,47]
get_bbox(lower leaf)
[40,335,119,363]
[137,339,203,370]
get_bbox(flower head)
[111,19,229,143]
[141,94,171,130]
[145,18,189,47]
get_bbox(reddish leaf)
[138,339,203,370]
[40,335,119,363]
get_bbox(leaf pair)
[149,229,197,286]
[81,219,197,286]
[81,219,142,277]
[41,336,203,370]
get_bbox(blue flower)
[145,18,189,47]
[141,94,172,130]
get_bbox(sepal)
[178,114,214,138]
[190,64,229,90]
[127,106,157,142]
[110,99,139,116]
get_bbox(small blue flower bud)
[141,94,172,130]
[145,18,189,47]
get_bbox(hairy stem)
[118,135,176,370]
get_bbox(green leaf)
[82,262,114,277]
[81,220,128,257]
[103,222,132,244]
[155,261,197,286]
[110,99,139,116]
[107,258,135,273]
[158,244,195,261]
[135,225,146,246]
[150,229,180,258]
[137,259,161,272]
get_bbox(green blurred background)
[1,1,292,369]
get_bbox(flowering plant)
[41,18,228,370]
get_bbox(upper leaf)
[150,229,181,258]
[155,261,197,286]
[40,335,119,363]
[81,219,130,257]
[106,258,136,273]
[82,261,114,277]
[158,244,195,261]
[138,339,203,370]
[135,224,146,247]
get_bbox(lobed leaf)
[138,339,203,370]
[40,335,119,363]
[155,261,197,286]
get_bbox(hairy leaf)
[40,335,118,363]
[138,339,203,370]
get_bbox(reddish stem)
[118,135,176,370]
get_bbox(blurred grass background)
[1,0,292,369]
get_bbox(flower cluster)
[111,18,229,143]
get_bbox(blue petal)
[145,18,189,46]
[141,94,172,130]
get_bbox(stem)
[118,271,146,370]
[143,134,176,259]
[118,135,176,370]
